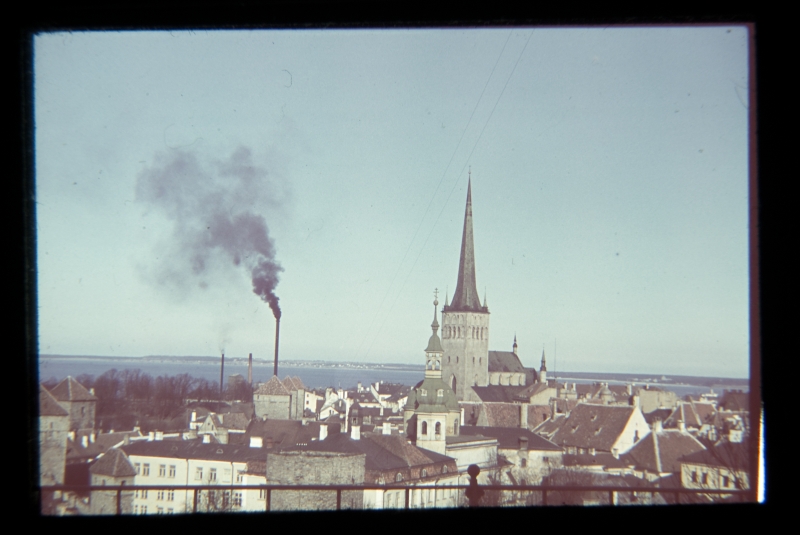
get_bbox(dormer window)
[442,465,448,474]
[437,389,444,397]
[396,473,403,482]
[421,389,427,396]
[421,468,427,478]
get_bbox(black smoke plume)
[135,147,283,318]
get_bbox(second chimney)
[319,424,328,441]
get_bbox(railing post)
[542,488,547,506]
[266,488,271,512]
[336,488,341,510]
[116,486,122,515]
[608,490,614,506]
[465,464,484,507]
[193,488,198,513]
[404,488,409,509]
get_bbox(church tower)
[539,348,547,384]
[441,176,490,401]
[404,294,461,455]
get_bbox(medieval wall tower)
[441,177,490,402]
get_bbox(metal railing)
[39,482,754,514]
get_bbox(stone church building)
[439,177,543,403]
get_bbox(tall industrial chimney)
[273,317,280,377]
[248,353,253,385]
[219,352,225,409]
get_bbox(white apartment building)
[121,438,268,514]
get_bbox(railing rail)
[40,483,754,514]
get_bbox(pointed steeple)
[425,292,443,378]
[448,177,484,311]
[513,334,518,355]
[540,347,547,371]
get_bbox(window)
[135,463,141,475]
[442,465,448,474]
[701,473,708,485]
[236,471,244,483]
[435,422,441,436]
[167,508,174,514]
[691,471,698,483]
[437,389,443,397]
[157,490,164,501]
[169,465,176,478]
[421,389,427,396]
[142,464,150,476]
[141,506,147,514]
[157,507,163,515]
[421,421,428,435]
[159,465,166,477]
[134,505,139,514]
[396,473,403,482]
[167,490,174,501]
[135,490,139,498]
[454,421,458,434]
[233,492,243,507]
[141,490,148,499]
[81,407,86,416]
[723,475,730,487]
[520,458,527,468]
[210,468,217,481]
[421,468,427,478]
[195,467,203,481]
[259,489,266,500]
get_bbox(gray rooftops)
[487,351,525,374]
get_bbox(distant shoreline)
[37,354,748,384]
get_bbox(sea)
[36,356,746,398]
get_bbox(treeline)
[42,369,254,421]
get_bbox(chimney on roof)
[250,436,263,448]
[460,407,465,426]
[89,388,95,396]
[68,431,76,442]
[632,395,640,408]
[248,353,253,385]
[319,424,328,441]
[90,432,96,443]
[357,382,362,392]
[383,422,391,435]
[678,420,686,433]
[626,384,633,396]
[653,418,663,433]
[124,434,130,446]
[155,431,164,441]
[520,404,528,429]
[148,431,154,441]
[191,411,197,423]
[519,436,528,451]
[81,435,88,448]
[203,434,211,444]
[380,406,384,416]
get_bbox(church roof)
[471,385,528,403]
[445,179,486,313]
[488,351,526,374]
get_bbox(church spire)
[448,176,484,311]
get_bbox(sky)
[34,27,751,378]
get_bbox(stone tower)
[441,177,490,401]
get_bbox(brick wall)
[89,474,134,515]
[266,452,365,511]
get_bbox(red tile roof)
[481,403,521,428]
[255,376,290,396]
[624,429,706,474]
[50,376,97,402]
[90,448,137,478]
[550,404,636,452]
[40,386,68,417]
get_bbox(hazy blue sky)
[34,27,751,377]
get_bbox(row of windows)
[134,463,176,478]
[193,467,244,483]
[445,356,482,365]
[442,326,487,340]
